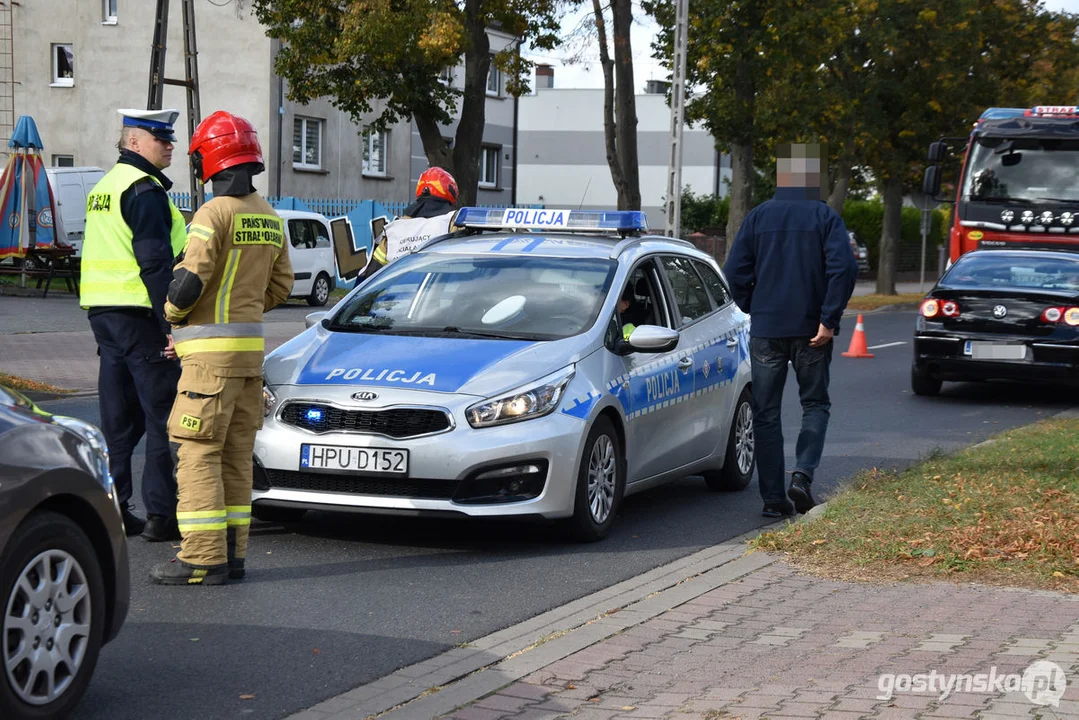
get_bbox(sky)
[527,0,1079,91]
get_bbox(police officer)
[150,111,293,586]
[80,108,188,541]
[362,167,458,278]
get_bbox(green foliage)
[680,188,728,233]
[842,200,946,272]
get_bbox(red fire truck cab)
[924,106,1079,265]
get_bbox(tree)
[251,0,563,205]
[590,0,641,209]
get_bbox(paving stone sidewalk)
[436,561,1079,720]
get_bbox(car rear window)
[330,254,617,340]
[943,254,1079,291]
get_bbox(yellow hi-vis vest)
[79,163,187,309]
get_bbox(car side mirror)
[624,325,679,354]
[305,311,327,329]
[923,165,942,199]
[928,141,947,163]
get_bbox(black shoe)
[149,558,228,586]
[142,514,180,542]
[762,501,795,518]
[121,505,146,536]
[788,471,817,514]
[228,559,246,580]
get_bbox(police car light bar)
[979,106,1079,121]
[453,207,648,233]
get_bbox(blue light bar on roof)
[979,106,1079,121]
[453,207,648,233]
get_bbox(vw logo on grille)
[993,305,1008,318]
[352,391,379,401]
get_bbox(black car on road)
[912,249,1079,395]
[0,386,130,719]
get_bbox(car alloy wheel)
[734,400,755,476]
[587,434,617,524]
[4,549,91,706]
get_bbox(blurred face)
[128,128,173,170]
[619,298,630,313]
[776,142,827,196]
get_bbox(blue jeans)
[749,336,833,505]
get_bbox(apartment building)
[9,1,513,205]
[518,73,729,228]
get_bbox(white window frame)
[486,59,501,96]
[51,44,74,87]
[479,146,500,188]
[362,130,389,177]
[292,116,323,170]
[102,0,118,23]
[439,66,455,86]
[52,154,74,167]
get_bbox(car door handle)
[678,357,694,372]
[726,338,739,347]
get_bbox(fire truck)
[923,106,1079,265]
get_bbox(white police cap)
[118,108,180,142]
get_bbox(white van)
[277,209,337,306]
[46,166,105,255]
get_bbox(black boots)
[149,558,228,586]
[142,514,180,542]
[788,471,817,514]
[121,504,146,536]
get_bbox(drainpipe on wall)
[276,73,284,197]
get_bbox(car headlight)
[466,366,575,428]
[263,385,278,418]
[51,415,117,504]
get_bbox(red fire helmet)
[189,110,263,182]
[415,167,458,204]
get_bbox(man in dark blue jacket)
[723,144,858,518]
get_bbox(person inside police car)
[150,111,293,586]
[360,166,458,279]
[79,108,189,541]
[722,142,858,519]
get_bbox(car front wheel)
[567,417,625,542]
[0,511,106,720]
[307,273,332,307]
[703,386,755,492]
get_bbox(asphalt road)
[34,309,1078,720]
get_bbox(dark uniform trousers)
[88,309,181,516]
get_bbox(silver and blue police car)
[252,209,754,540]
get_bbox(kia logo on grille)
[993,305,1008,318]
[352,391,379,401]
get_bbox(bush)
[842,199,947,273]
[680,188,729,233]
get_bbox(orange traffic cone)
[841,314,874,358]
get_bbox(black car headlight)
[263,384,279,418]
[52,415,121,515]
[466,366,575,428]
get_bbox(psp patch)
[180,414,202,432]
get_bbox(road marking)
[867,341,907,350]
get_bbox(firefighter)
[150,111,293,586]
[361,166,459,279]
[79,108,188,541]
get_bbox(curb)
[286,518,811,720]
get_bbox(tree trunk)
[827,163,852,215]
[611,0,640,210]
[592,0,627,208]
[442,0,490,207]
[725,141,753,257]
[876,174,902,295]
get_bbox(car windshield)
[329,253,618,340]
[942,254,1079,292]
[962,136,1079,203]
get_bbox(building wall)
[517,89,727,228]
[409,30,517,207]
[14,1,273,194]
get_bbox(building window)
[486,59,501,96]
[362,130,388,176]
[292,117,322,169]
[103,0,117,23]
[439,66,454,85]
[51,44,74,86]
[480,146,500,187]
[52,155,74,167]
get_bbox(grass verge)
[0,371,74,395]
[753,416,1079,593]
[846,293,925,311]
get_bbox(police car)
[252,209,754,540]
